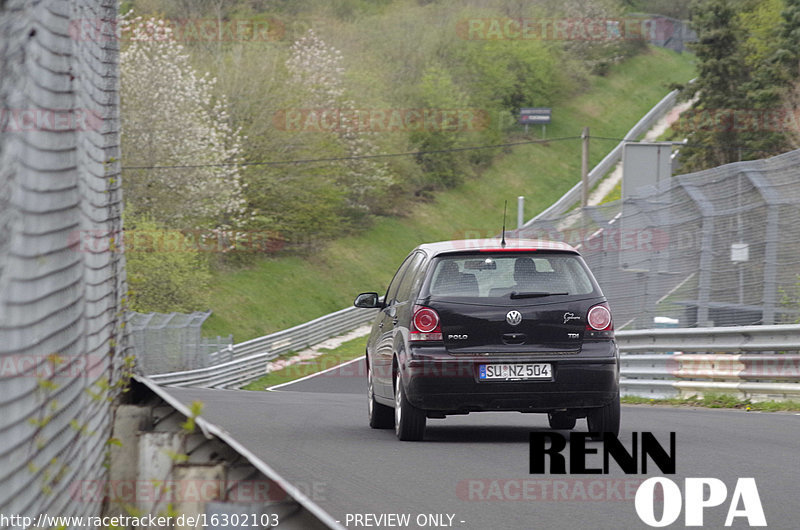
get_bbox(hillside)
[203,47,696,341]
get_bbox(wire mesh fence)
[518,148,800,329]
[0,0,126,523]
[128,311,233,374]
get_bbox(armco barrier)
[617,324,800,401]
[147,305,378,388]
[616,323,800,352]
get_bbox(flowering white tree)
[120,14,247,230]
[286,29,392,211]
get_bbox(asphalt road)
[165,359,800,530]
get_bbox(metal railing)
[617,324,800,352]
[147,305,378,388]
[617,325,800,400]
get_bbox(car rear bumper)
[401,342,619,414]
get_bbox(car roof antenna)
[501,200,507,248]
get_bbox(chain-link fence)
[518,148,800,329]
[129,311,233,374]
[0,0,127,524]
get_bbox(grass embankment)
[241,335,365,390]
[204,47,696,342]
[622,394,800,412]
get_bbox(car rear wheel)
[548,411,576,430]
[368,366,393,429]
[394,372,426,441]
[586,392,620,439]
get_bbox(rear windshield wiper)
[510,291,569,299]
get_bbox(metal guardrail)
[617,324,800,352]
[617,325,800,400]
[524,88,679,226]
[147,305,378,388]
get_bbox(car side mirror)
[354,292,383,309]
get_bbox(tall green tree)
[773,0,800,146]
[680,0,749,170]
[680,0,800,172]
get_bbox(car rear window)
[426,253,596,298]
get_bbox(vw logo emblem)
[506,310,522,326]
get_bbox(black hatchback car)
[354,238,619,441]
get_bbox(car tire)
[586,392,620,440]
[548,411,576,430]
[394,371,426,441]
[368,366,393,429]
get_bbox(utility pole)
[581,126,590,207]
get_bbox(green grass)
[204,47,696,341]
[241,335,365,390]
[622,393,800,412]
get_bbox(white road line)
[266,356,364,391]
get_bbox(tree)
[119,13,248,312]
[559,0,642,77]
[120,14,247,231]
[679,0,752,170]
[285,29,393,213]
[679,0,800,172]
[774,0,800,147]
[410,65,476,191]
[124,214,212,313]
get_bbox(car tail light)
[410,305,442,341]
[587,303,613,331]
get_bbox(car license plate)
[479,363,551,380]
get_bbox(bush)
[124,214,212,313]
